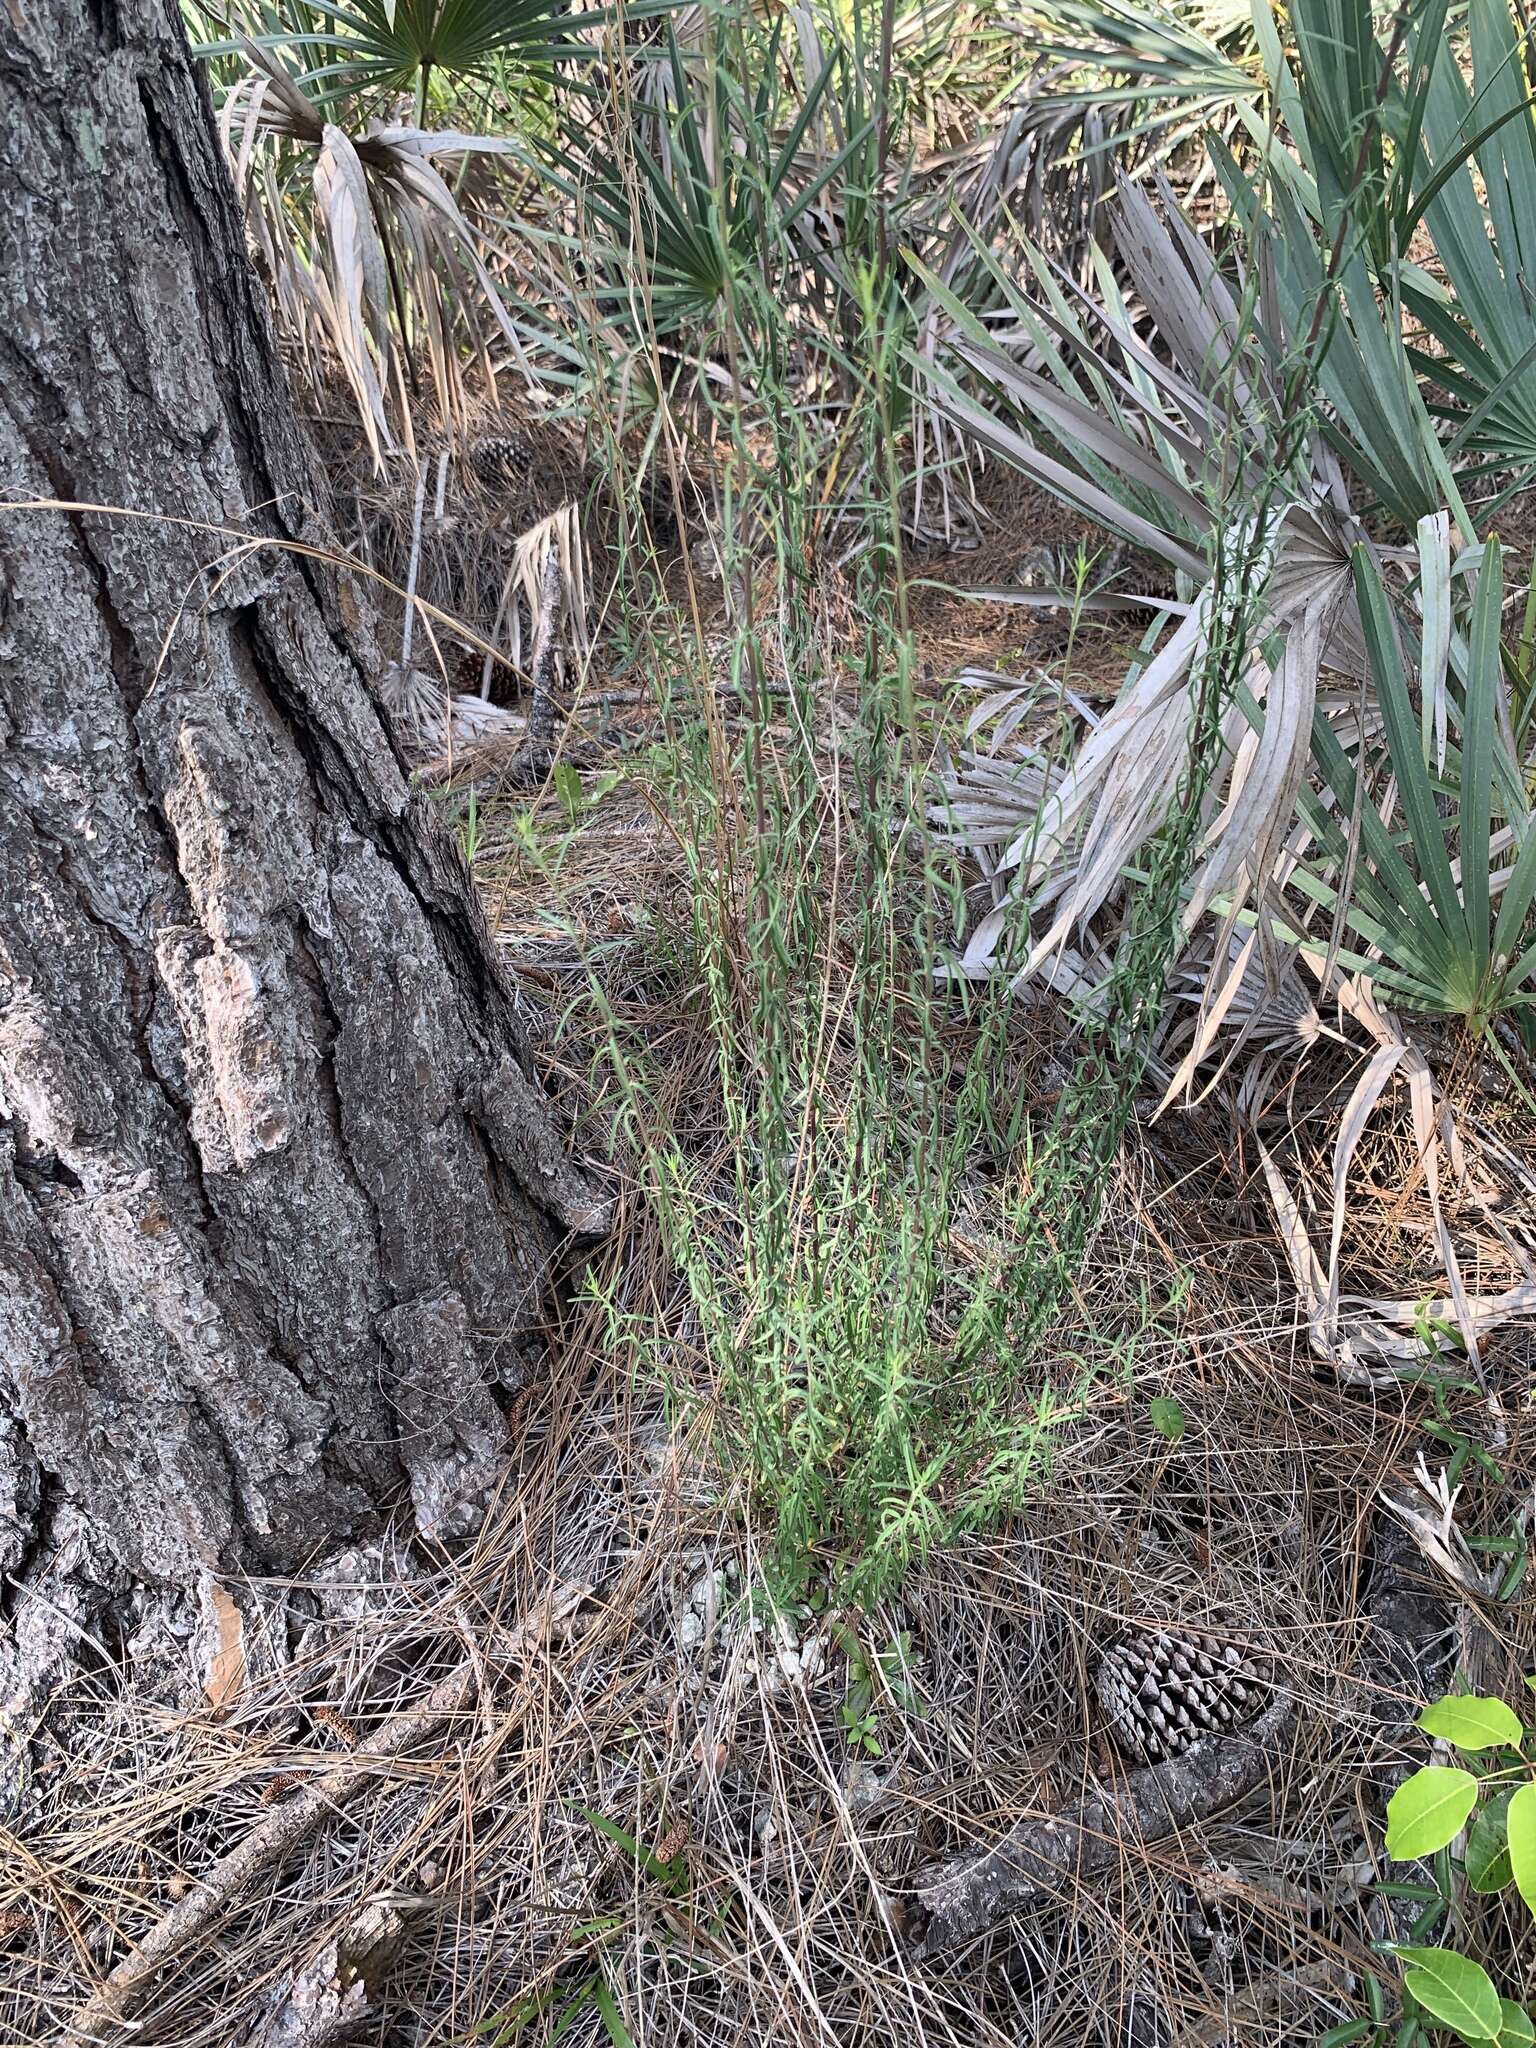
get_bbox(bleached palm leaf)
[917,171,1432,1062]
[1151,921,1323,1111]
[216,41,544,458]
[314,125,393,456]
[487,501,589,686]
[933,491,1369,989]
[377,663,525,757]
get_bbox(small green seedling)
[1149,1396,1186,1444]
[839,1628,926,1755]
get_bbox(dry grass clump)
[310,395,587,656]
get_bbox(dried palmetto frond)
[216,42,548,463]
[932,504,1364,983]
[1251,967,1536,1377]
[1152,924,1323,1109]
[918,176,1430,1054]
[376,662,524,759]
[1379,1461,1505,1600]
[493,501,589,681]
[925,80,1127,277]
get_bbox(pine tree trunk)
[0,0,601,1628]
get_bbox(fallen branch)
[63,1662,475,2045]
[891,1690,1300,1959]
[893,1493,1469,1960]
[250,1899,414,2048]
[64,1580,590,2044]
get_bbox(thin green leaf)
[592,1982,637,2048]
[1352,549,1465,938]
[1461,540,1503,985]
[1400,92,1536,244]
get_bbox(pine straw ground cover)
[4,640,1533,2044]
[5,1170,1531,2045]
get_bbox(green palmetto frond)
[534,22,877,342]
[312,0,607,82]
[1237,0,1536,504]
[1014,0,1260,152]
[199,0,634,105]
[1002,0,1536,513]
[1282,539,1536,1032]
[1212,147,1469,533]
[1399,0,1536,488]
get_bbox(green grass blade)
[1352,546,1465,939]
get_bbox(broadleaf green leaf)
[552,761,585,816]
[1386,1766,1479,1859]
[1507,1780,1536,1916]
[1149,1398,1186,1444]
[1396,1947,1501,2040]
[1466,1789,1514,1893]
[1417,1694,1526,1751]
[1497,2001,1535,2048]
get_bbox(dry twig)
[62,1582,589,2045]
[62,1664,476,2046]
[891,1691,1302,1958]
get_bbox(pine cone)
[467,431,535,499]
[1095,1627,1269,1763]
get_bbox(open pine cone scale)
[1095,1626,1271,1763]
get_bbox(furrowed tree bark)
[0,0,603,1671]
